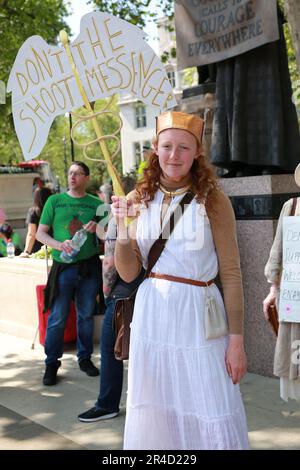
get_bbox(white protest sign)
[279,216,300,323]
[7,12,177,160]
[175,0,279,69]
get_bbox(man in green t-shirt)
[37,161,106,386]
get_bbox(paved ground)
[0,332,300,450]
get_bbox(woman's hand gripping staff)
[111,196,137,243]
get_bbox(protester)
[263,164,300,401]
[111,111,249,450]
[19,187,53,257]
[96,182,112,258]
[78,217,144,422]
[36,161,105,386]
[0,223,22,257]
[97,182,113,205]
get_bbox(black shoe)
[79,358,99,377]
[43,361,61,386]
[78,407,118,422]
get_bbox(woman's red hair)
[135,138,219,209]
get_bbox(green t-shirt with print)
[40,192,104,263]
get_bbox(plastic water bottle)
[6,239,15,258]
[60,228,87,263]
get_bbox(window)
[134,141,152,165]
[134,142,142,163]
[167,70,176,88]
[135,104,147,128]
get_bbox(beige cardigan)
[115,189,244,335]
[265,198,300,380]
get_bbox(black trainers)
[43,361,61,386]
[79,358,99,377]
[78,407,118,422]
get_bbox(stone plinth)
[221,174,300,376]
[0,257,101,344]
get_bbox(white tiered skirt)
[123,278,249,450]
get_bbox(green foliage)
[40,96,122,188]
[182,68,198,88]
[283,22,300,108]
[90,0,153,28]
[0,0,122,187]
[0,0,71,166]
[278,1,300,109]
[0,0,70,83]
[30,245,52,259]
[161,46,177,64]
[90,0,174,28]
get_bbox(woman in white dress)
[112,111,249,450]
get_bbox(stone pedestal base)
[221,174,300,376]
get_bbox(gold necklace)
[159,184,191,198]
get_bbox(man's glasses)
[68,171,86,177]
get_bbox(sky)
[66,0,159,53]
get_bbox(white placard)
[279,216,300,323]
[7,12,177,160]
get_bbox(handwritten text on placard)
[279,216,300,323]
[7,12,176,160]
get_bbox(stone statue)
[210,9,300,177]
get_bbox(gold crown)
[156,111,204,145]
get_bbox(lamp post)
[62,136,68,184]
[65,112,75,162]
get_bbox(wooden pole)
[60,30,125,197]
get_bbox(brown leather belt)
[147,272,215,287]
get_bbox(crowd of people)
[2,110,300,451]
[0,187,53,258]
[0,222,22,257]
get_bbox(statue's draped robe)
[211,16,300,175]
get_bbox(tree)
[90,0,174,29]
[0,0,71,165]
[0,0,70,82]
[283,0,300,75]
[277,1,300,110]
[42,96,122,188]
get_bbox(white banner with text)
[175,0,279,69]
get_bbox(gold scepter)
[60,30,125,197]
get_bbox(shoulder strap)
[290,197,297,216]
[145,191,194,276]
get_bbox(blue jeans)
[45,264,100,365]
[96,296,123,412]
